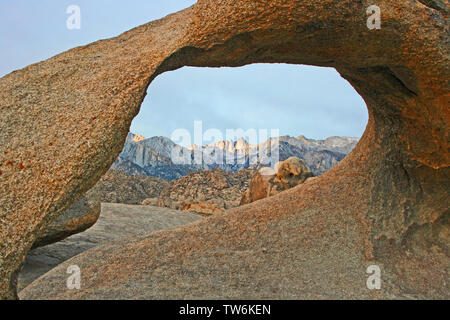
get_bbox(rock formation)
[18,203,202,293]
[90,170,169,205]
[239,169,276,206]
[31,195,100,249]
[152,168,254,215]
[181,200,225,215]
[273,157,314,190]
[141,197,159,206]
[114,133,199,180]
[240,157,313,205]
[115,133,356,179]
[0,0,448,299]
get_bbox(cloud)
[132,64,368,141]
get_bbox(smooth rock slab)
[32,196,100,249]
[18,203,202,293]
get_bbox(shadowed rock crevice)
[417,0,449,13]
[31,196,100,250]
[17,203,203,292]
[1,0,449,299]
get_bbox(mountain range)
[111,133,359,180]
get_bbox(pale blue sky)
[0,1,368,142]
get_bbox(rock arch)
[0,1,448,299]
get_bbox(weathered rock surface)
[31,196,100,249]
[181,200,226,215]
[18,203,202,293]
[141,197,159,206]
[155,168,254,215]
[114,134,200,180]
[239,170,275,206]
[0,0,449,299]
[90,170,169,205]
[273,157,313,189]
[240,157,313,205]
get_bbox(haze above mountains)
[112,133,359,180]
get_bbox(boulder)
[240,170,276,205]
[1,0,448,299]
[141,198,159,206]
[181,199,226,216]
[90,170,169,205]
[240,157,313,205]
[273,157,314,190]
[31,196,100,249]
[157,168,254,214]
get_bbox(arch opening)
[100,64,370,212]
[1,0,448,300]
[16,63,369,292]
[119,64,368,179]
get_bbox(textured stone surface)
[156,168,254,215]
[114,133,199,180]
[31,196,100,249]
[18,203,202,293]
[181,200,226,215]
[141,197,159,206]
[273,157,313,188]
[240,157,313,205]
[0,0,449,299]
[90,170,169,205]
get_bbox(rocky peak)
[132,134,146,143]
[116,132,359,179]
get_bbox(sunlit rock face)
[240,157,313,205]
[115,133,357,180]
[1,0,449,299]
[156,168,255,215]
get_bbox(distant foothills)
[112,133,359,180]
